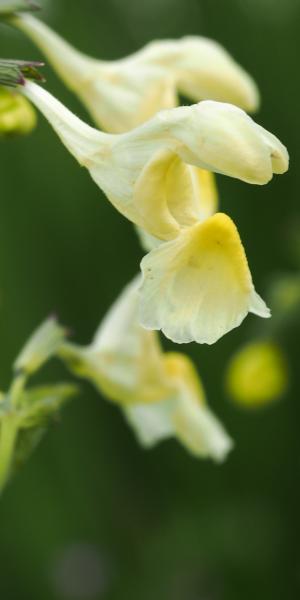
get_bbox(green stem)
[0,415,18,494]
[9,373,26,408]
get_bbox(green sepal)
[13,383,78,469]
[12,383,78,473]
[14,317,68,376]
[0,0,40,18]
[0,59,44,87]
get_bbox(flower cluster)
[0,2,290,470]
[20,79,287,345]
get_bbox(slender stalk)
[9,373,26,409]
[0,374,26,494]
[0,415,18,494]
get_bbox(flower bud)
[226,341,288,407]
[0,87,36,136]
[14,317,67,375]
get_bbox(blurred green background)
[0,0,300,598]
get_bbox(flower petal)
[133,148,219,240]
[124,352,233,461]
[139,213,270,344]
[175,36,259,112]
[140,36,259,112]
[165,352,233,461]
[135,226,163,253]
[123,399,175,447]
[135,166,218,251]
[173,399,233,461]
[165,101,289,184]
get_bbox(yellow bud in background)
[269,274,300,314]
[226,341,288,407]
[0,87,36,137]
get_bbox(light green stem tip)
[0,415,18,494]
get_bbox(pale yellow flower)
[13,14,259,132]
[226,340,288,407]
[22,82,288,241]
[60,278,233,461]
[60,277,170,405]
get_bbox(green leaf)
[18,382,79,428]
[12,425,45,472]
[13,383,78,471]
[0,1,40,17]
[0,383,78,490]
[14,317,68,375]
